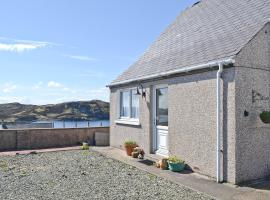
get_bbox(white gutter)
[216,62,223,183]
[109,57,235,183]
[108,57,234,87]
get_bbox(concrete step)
[145,153,165,162]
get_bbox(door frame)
[152,84,168,155]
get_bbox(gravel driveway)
[0,150,214,200]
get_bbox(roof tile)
[111,0,270,85]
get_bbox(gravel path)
[0,150,215,200]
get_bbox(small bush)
[124,140,137,146]
[82,142,90,150]
[167,156,185,164]
[260,111,270,123]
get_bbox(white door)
[153,86,169,156]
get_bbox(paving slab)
[92,146,270,200]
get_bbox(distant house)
[108,0,270,184]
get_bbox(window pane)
[120,91,130,117]
[131,89,139,119]
[156,87,168,126]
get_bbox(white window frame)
[115,88,140,126]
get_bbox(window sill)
[115,119,140,126]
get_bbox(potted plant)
[155,158,168,170]
[124,140,137,156]
[82,142,89,150]
[131,147,145,159]
[260,111,270,123]
[131,151,139,158]
[167,156,185,172]
[138,149,145,159]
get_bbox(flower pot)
[168,162,185,172]
[131,151,139,158]
[160,158,168,170]
[82,142,89,150]
[138,154,144,159]
[124,144,137,156]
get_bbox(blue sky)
[0,0,197,105]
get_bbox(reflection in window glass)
[131,89,139,119]
[156,87,168,126]
[120,91,130,117]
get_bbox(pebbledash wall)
[0,127,109,151]
[110,23,270,184]
[234,23,270,183]
[110,68,237,183]
[110,85,152,154]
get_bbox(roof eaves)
[107,57,235,88]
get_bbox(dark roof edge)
[107,57,235,88]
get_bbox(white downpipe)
[216,62,223,183]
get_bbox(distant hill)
[0,100,109,122]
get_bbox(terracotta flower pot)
[160,158,168,170]
[124,144,137,156]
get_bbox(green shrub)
[82,142,89,150]
[260,111,270,123]
[168,156,185,164]
[124,140,137,146]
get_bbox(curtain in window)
[120,91,130,117]
[131,89,139,118]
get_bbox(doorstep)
[91,146,270,200]
[145,153,165,162]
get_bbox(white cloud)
[0,43,46,53]
[63,87,70,91]
[47,81,62,88]
[38,87,109,103]
[47,81,75,93]
[0,96,26,104]
[87,87,109,101]
[0,81,109,105]
[15,39,58,46]
[2,83,17,93]
[0,37,58,53]
[32,81,43,90]
[62,87,76,93]
[64,54,97,61]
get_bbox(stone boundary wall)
[0,127,109,151]
[6,123,53,129]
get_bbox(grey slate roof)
[110,0,270,86]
